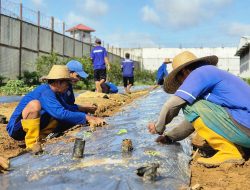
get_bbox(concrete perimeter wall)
[0,14,128,79]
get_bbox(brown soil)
[190,134,250,190]
[1,89,250,190]
[190,159,250,190]
[0,90,149,160]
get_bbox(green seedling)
[145,150,160,156]
[82,131,92,139]
[116,129,128,135]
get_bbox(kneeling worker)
[7,65,104,154]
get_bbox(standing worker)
[90,38,110,93]
[156,58,172,85]
[121,53,134,94]
[148,51,250,167]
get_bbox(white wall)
[71,31,91,44]
[123,47,240,76]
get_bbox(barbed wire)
[22,5,37,25]
[0,0,239,51]
[39,12,51,29]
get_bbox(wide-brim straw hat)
[163,51,218,94]
[164,58,172,63]
[41,65,73,81]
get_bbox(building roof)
[235,36,250,56]
[66,24,95,32]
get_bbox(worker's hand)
[80,103,98,114]
[155,135,173,144]
[0,156,9,171]
[86,115,106,127]
[148,122,157,134]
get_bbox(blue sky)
[16,0,250,48]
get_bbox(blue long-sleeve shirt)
[7,84,86,135]
[156,63,168,81]
[59,84,79,111]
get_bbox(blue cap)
[66,60,88,79]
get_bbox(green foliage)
[0,80,35,95]
[108,62,123,85]
[36,52,63,78]
[67,56,95,89]
[1,53,156,96]
[107,61,156,85]
[243,78,250,85]
[134,69,156,85]
[21,70,40,86]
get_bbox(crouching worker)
[6,65,105,154]
[100,82,118,94]
[148,51,250,167]
[65,60,97,114]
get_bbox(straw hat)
[163,51,218,94]
[42,65,72,80]
[164,58,172,64]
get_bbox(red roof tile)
[66,24,95,32]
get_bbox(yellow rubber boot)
[40,119,58,140]
[21,118,42,153]
[192,117,244,167]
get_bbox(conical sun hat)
[164,58,172,63]
[42,65,72,80]
[163,51,218,94]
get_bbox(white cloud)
[226,22,250,36]
[141,5,160,26]
[64,0,108,29]
[81,0,108,17]
[104,32,158,48]
[65,12,97,27]
[31,0,45,9]
[141,0,232,30]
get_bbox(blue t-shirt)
[156,63,168,81]
[106,82,118,93]
[90,46,108,70]
[7,84,86,135]
[175,65,250,129]
[121,59,134,77]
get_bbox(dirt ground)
[0,89,250,190]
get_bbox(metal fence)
[0,0,140,79]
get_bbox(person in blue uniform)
[101,82,118,94]
[90,38,110,93]
[65,60,97,113]
[7,65,104,154]
[121,53,134,93]
[49,60,99,135]
[148,51,250,167]
[156,58,172,85]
